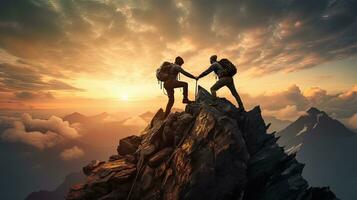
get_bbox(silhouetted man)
[197,55,245,111]
[160,56,196,117]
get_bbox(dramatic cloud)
[1,113,80,149]
[245,85,309,111]
[1,0,356,79]
[14,91,55,100]
[60,146,84,160]
[0,116,19,125]
[246,85,357,121]
[1,121,61,149]
[0,63,82,91]
[263,105,306,121]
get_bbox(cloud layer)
[243,84,357,120]
[1,113,80,149]
[60,146,84,160]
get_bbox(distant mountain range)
[277,107,357,200]
[25,172,84,200]
[63,112,110,124]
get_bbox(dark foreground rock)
[67,87,338,200]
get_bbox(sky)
[0,0,356,123]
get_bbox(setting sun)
[121,93,129,101]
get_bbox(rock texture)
[67,87,338,200]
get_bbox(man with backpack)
[197,55,245,111]
[156,56,196,118]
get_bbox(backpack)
[156,62,173,81]
[218,58,237,76]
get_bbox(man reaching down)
[197,55,245,111]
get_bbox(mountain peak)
[67,87,337,200]
[306,107,330,120]
[68,112,85,117]
[278,105,355,155]
[307,107,322,115]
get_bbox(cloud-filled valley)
[1,113,80,149]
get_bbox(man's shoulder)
[171,64,181,70]
[212,62,222,68]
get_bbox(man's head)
[175,56,184,66]
[210,55,217,64]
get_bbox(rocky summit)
[66,87,338,200]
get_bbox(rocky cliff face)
[67,87,338,200]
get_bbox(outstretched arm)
[197,63,218,79]
[174,66,196,79]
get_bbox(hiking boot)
[182,99,194,104]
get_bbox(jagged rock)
[141,165,154,191]
[148,147,173,168]
[124,154,137,163]
[109,167,136,184]
[91,159,136,177]
[117,135,142,156]
[66,184,86,200]
[67,87,339,200]
[69,159,136,200]
[83,160,105,176]
[97,190,128,200]
[108,154,122,161]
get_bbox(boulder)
[117,135,142,156]
[83,160,105,176]
[148,147,173,168]
[108,155,122,161]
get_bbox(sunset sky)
[0,0,356,122]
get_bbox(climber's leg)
[164,82,175,118]
[226,77,245,111]
[210,77,229,97]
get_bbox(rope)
[126,156,145,200]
